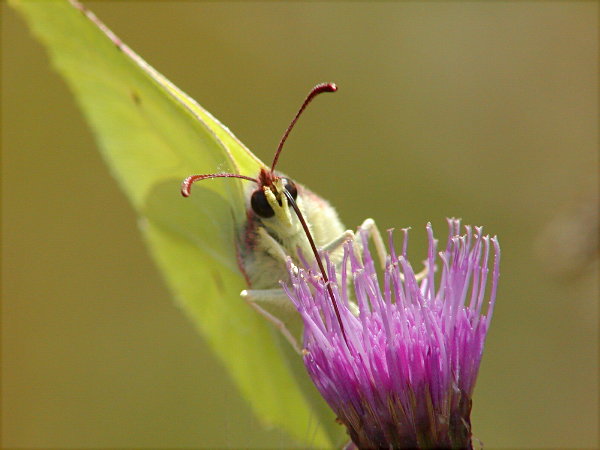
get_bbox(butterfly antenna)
[270,83,337,173]
[181,173,258,197]
[282,189,350,347]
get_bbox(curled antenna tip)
[319,82,337,92]
[180,173,259,198]
[181,177,193,197]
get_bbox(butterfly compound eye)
[282,178,298,200]
[251,189,275,218]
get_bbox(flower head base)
[284,219,500,449]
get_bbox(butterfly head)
[251,168,297,219]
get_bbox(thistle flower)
[284,219,500,449]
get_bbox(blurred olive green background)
[3,2,598,448]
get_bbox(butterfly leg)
[321,230,354,252]
[241,288,302,354]
[257,227,289,264]
[357,218,428,281]
[412,265,429,282]
[240,227,303,352]
[357,218,388,270]
[319,219,387,270]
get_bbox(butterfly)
[12,0,385,445]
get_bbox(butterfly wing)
[12,0,341,446]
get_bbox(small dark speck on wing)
[130,90,141,105]
[211,269,225,295]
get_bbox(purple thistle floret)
[284,219,500,449]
